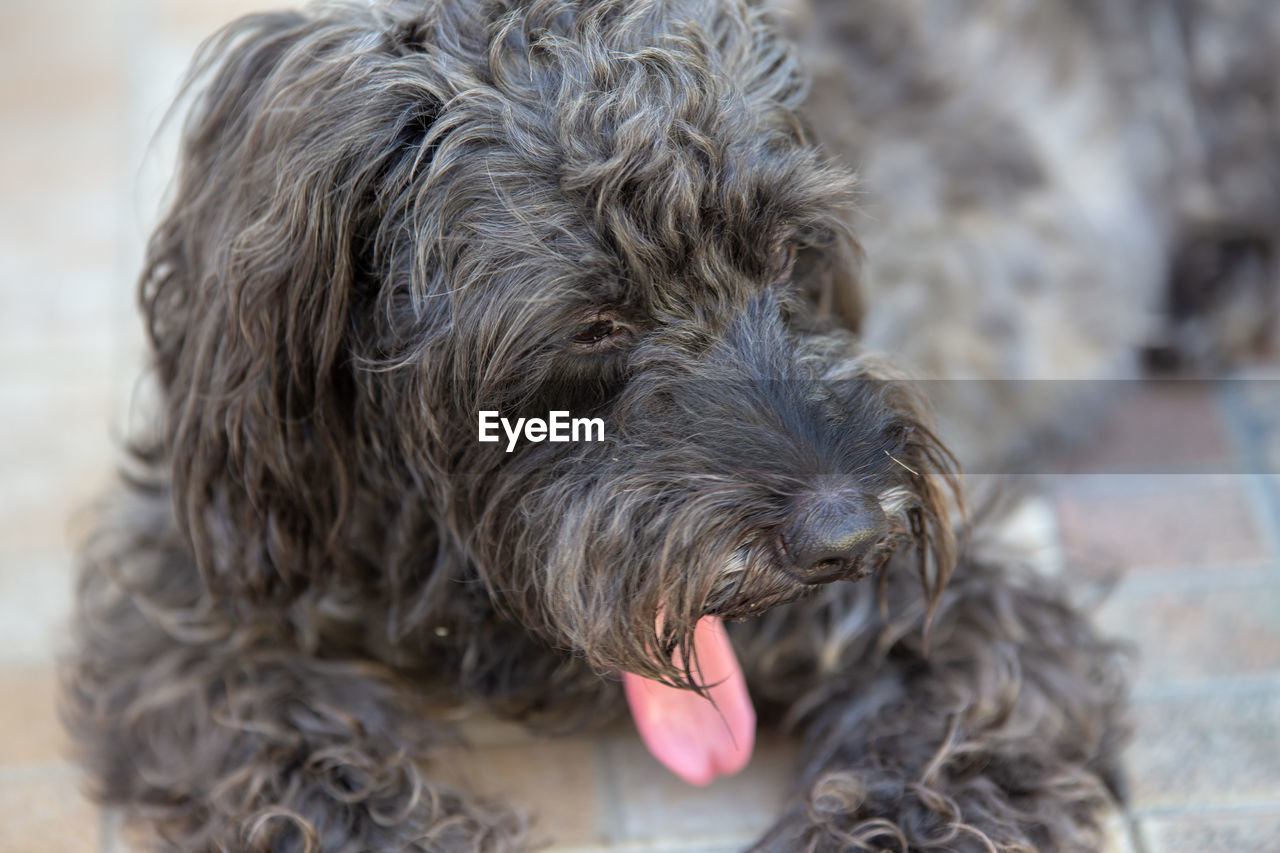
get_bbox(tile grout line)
[1128,672,1280,701]
[1098,561,1278,592]
[591,736,627,848]
[1131,799,1280,819]
[1216,380,1280,566]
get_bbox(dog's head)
[144,0,954,693]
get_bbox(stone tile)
[557,842,743,853]
[1054,478,1269,571]
[0,1,125,117]
[606,731,793,847]
[0,361,122,554]
[0,764,99,853]
[1141,809,1280,853]
[0,80,124,152]
[0,128,125,202]
[1127,687,1280,810]
[1226,372,1280,478]
[0,549,78,667]
[0,448,114,553]
[0,666,68,765]
[436,735,605,850]
[0,191,120,273]
[0,0,127,198]
[1057,381,1235,474]
[0,439,117,555]
[1097,581,1280,684]
[1263,431,1280,481]
[0,208,126,354]
[1231,373,1280,415]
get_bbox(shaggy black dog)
[61,0,1164,849]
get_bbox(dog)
[65,0,1280,848]
[794,0,1280,470]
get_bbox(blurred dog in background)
[795,0,1279,468]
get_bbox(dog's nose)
[781,490,887,584]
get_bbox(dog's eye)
[769,238,799,284]
[570,315,632,351]
[574,320,616,343]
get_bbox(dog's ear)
[140,10,441,605]
[795,235,865,333]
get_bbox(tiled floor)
[2,2,1279,852]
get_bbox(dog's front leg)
[64,537,527,853]
[737,554,1127,853]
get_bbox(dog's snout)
[781,490,888,584]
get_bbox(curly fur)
[795,0,1280,468]
[65,0,1280,849]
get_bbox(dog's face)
[145,0,953,684]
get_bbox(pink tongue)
[622,615,756,786]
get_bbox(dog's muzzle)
[780,485,888,584]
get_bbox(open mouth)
[620,484,930,787]
[623,518,914,787]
